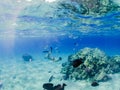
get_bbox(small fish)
[49,75,54,82]
[74,42,79,46]
[59,57,62,61]
[54,84,61,90]
[43,83,54,90]
[91,81,99,87]
[54,83,67,90]
[72,58,83,68]
[43,50,49,53]
[22,54,33,62]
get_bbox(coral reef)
[61,47,120,82]
[57,0,120,16]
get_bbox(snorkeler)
[43,47,62,62]
[45,52,62,62]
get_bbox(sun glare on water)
[45,0,56,2]
[113,0,120,6]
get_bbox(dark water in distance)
[0,35,120,59]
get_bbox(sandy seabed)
[0,56,120,90]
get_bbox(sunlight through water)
[0,1,120,90]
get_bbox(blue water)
[0,35,120,59]
[0,1,120,90]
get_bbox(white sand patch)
[0,57,120,90]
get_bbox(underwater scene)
[0,0,120,90]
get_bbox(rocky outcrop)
[61,47,120,82]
